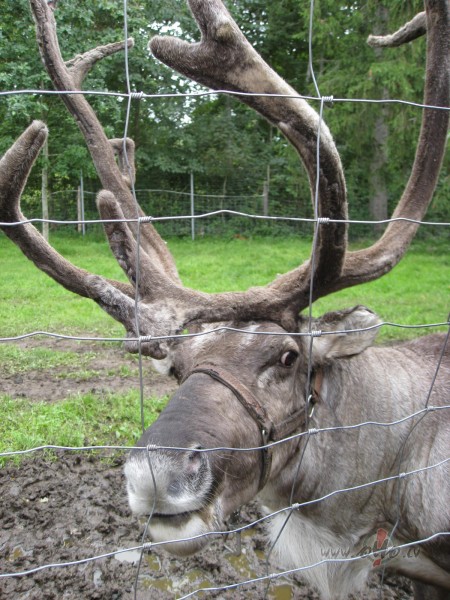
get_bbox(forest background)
[0,0,448,238]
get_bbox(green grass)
[0,391,167,465]
[0,232,448,461]
[0,344,95,376]
[1,233,448,338]
[0,234,126,337]
[313,240,450,338]
[170,236,450,339]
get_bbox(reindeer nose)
[167,445,206,497]
[125,443,212,516]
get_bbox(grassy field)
[1,232,449,337]
[1,232,448,459]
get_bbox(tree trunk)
[264,125,273,216]
[369,111,389,230]
[41,136,49,241]
[369,5,389,232]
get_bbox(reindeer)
[0,1,448,598]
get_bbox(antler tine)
[0,121,47,218]
[151,0,348,313]
[0,121,133,301]
[97,190,180,300]
[367,11,426,48]
[29,0,181,286]
[109,138,136,189]
[66,39,134,90]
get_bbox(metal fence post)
[80,170,85,236]
[263,180,269,216]
[190,171,195,241]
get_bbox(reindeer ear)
[303,306,382,362]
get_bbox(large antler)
[150,0,448,297]
[1,0,448,359]
[150,0,349,293]
[0,121,159,351]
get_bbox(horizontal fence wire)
[2,405,450,460]
[2,525,449,582]
[2,213,450,228]
[0,0,449,598]
[1,318,450,345]
[1,86,449,111]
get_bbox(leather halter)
[183,364,321,491]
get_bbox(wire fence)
[0,0,449,599]
[17,186,450,239]
[36,187,274,238]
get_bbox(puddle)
[113,523,301,597]
[114,542,299,598]
[114,548,162,571]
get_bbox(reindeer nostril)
[185,445,205,475]
[188,445,202,459]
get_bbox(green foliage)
[1,0,447,226]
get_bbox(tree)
[1,0,447,233]
[297,0,448,228]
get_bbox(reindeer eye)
[280,350,298,367]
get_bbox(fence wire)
[0,0,449,599]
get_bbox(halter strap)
[183,363,321,491]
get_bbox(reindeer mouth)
[147,506,219,557]
[151,510,198,524]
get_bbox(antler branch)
[29,0,180,284]
[0,123,182,358]
[66,39,134,90]
[367,11,426,47]
[0,121,132,301]
[337,0,448,290]
[150,0,448,305]
[150,0,348,298]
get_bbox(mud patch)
[0,337,177,402]
[0,452,414,600]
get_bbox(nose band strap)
[183,364,321,490]
[184,364,273,491]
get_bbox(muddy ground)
[1,337,178,402]
[0,339,414,599]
